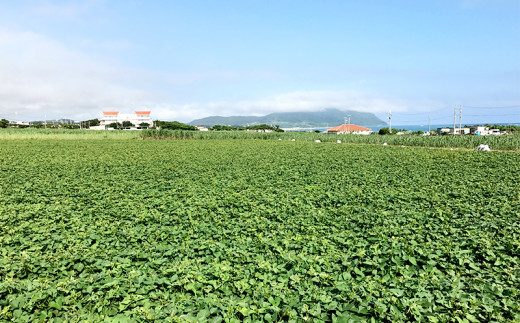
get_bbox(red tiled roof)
[135,111,151,115]
[102,111,119,115]
[326,124,372,132]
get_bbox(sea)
[285,123,520,133]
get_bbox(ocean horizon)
[285,123,520,133]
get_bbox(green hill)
[189,109,386,128]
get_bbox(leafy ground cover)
[0,139,519,322]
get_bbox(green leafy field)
[1,139,519,322]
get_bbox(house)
[324,124,373,135]
[12,121,30,126]
[100,111,153,129]
[470,126,487,135]
[437,127,471,135]
[100,111,120,128]
[470,126,502,136]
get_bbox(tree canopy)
[122,121,134,128]
[209,124,284,132]
[0,119,9,128]
[157,121,197,131]
[108,122,122,129]
[80,118,100,127]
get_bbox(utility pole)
[453,106,456,135]
[459,105,462,134]
[344,115,352,133]
[388,110,392,133]
[428,115,431,134]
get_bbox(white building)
[469,126,502,136]
[100,111,153,129]
[436,126,503,136]
[437,127,471,135]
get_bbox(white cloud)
[238,91,409,115]
[0,28,155,120]
[146,91,431,123]
[0,28,446,123]
[0,28,286,121]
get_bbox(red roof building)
[324,124,373,134]
[99,111,153,129]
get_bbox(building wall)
[437,127,470,135]
[327,130,372,135]
[100,112,153,128]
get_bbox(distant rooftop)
[326,124,372,132]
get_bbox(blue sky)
[0,0,518,124]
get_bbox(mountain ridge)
[189,109,387,128]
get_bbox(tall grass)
[2,128,518,150]
[0,128,140,140]
[140,129,520,151]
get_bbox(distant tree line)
[81,118,100,128]
[209,124,284,132]
[1,119,81,129]
[156,121,197,130]
[377,127,408,135]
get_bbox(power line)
[380,105,519,117]
[464,105,520,109]
[390,107,453,116]
[464,114,520,117]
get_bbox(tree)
[122,121,134,128]
[274,125,284,132]
[108,122,122,129]
[378,127,406,135]
[245,124,284,132]
[0,119,9,128]
[139,122,150,128]
[79,118,100,128]
[62,124,80,129]
[378,127,391,135]
[210,125,240,131]
[157,121,197,130]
